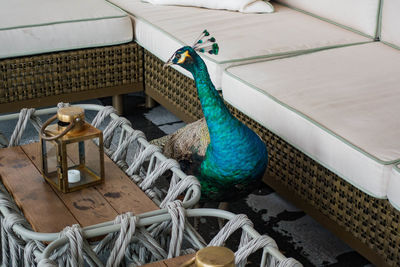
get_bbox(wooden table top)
[0,142,159,233]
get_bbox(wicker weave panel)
[0,43,143,105]
[144,49,400,266]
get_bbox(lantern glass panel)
[42,140,60,187]
[66,138,102,190]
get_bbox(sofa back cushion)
[380,0,400,49]
[275,0,380,38]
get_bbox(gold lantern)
[40,106,105,193]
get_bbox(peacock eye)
[175,54,181,59]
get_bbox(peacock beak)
[163,54,174,69]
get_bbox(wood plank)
[69,141,159,214]
[22,143,119,227]
[0,146,78,233]
[53,187,118,227]
[142,254,195,267]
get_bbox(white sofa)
[221,0,400,220]
[0,0,141,114]
[104,0,399,266]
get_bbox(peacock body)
[160,31,268,202]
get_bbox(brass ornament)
[181,247,235,267]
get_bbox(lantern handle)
[40,114,78,141]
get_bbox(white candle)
[68,169,81,183]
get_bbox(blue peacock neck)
[189,55,242,153]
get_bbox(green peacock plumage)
[161,30,268,202]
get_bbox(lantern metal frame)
[40,110,105,193]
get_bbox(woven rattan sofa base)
[144,49,400,267]
[0,42,144,114]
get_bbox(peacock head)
[164,30,219,73]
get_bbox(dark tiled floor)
[99,93,372,267]
[100,93,166,140]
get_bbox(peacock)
[155,30,268,203]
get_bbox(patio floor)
[100,93,372,267]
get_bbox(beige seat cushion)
[0,0,133,59]
[109,0,372,88]
[380,0,400,49]
[276,0,381,38]
[222,42,400,198]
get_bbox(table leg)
[112,94,124,115]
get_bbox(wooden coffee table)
[0,142,159,233]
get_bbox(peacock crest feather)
[192,30,219,55]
